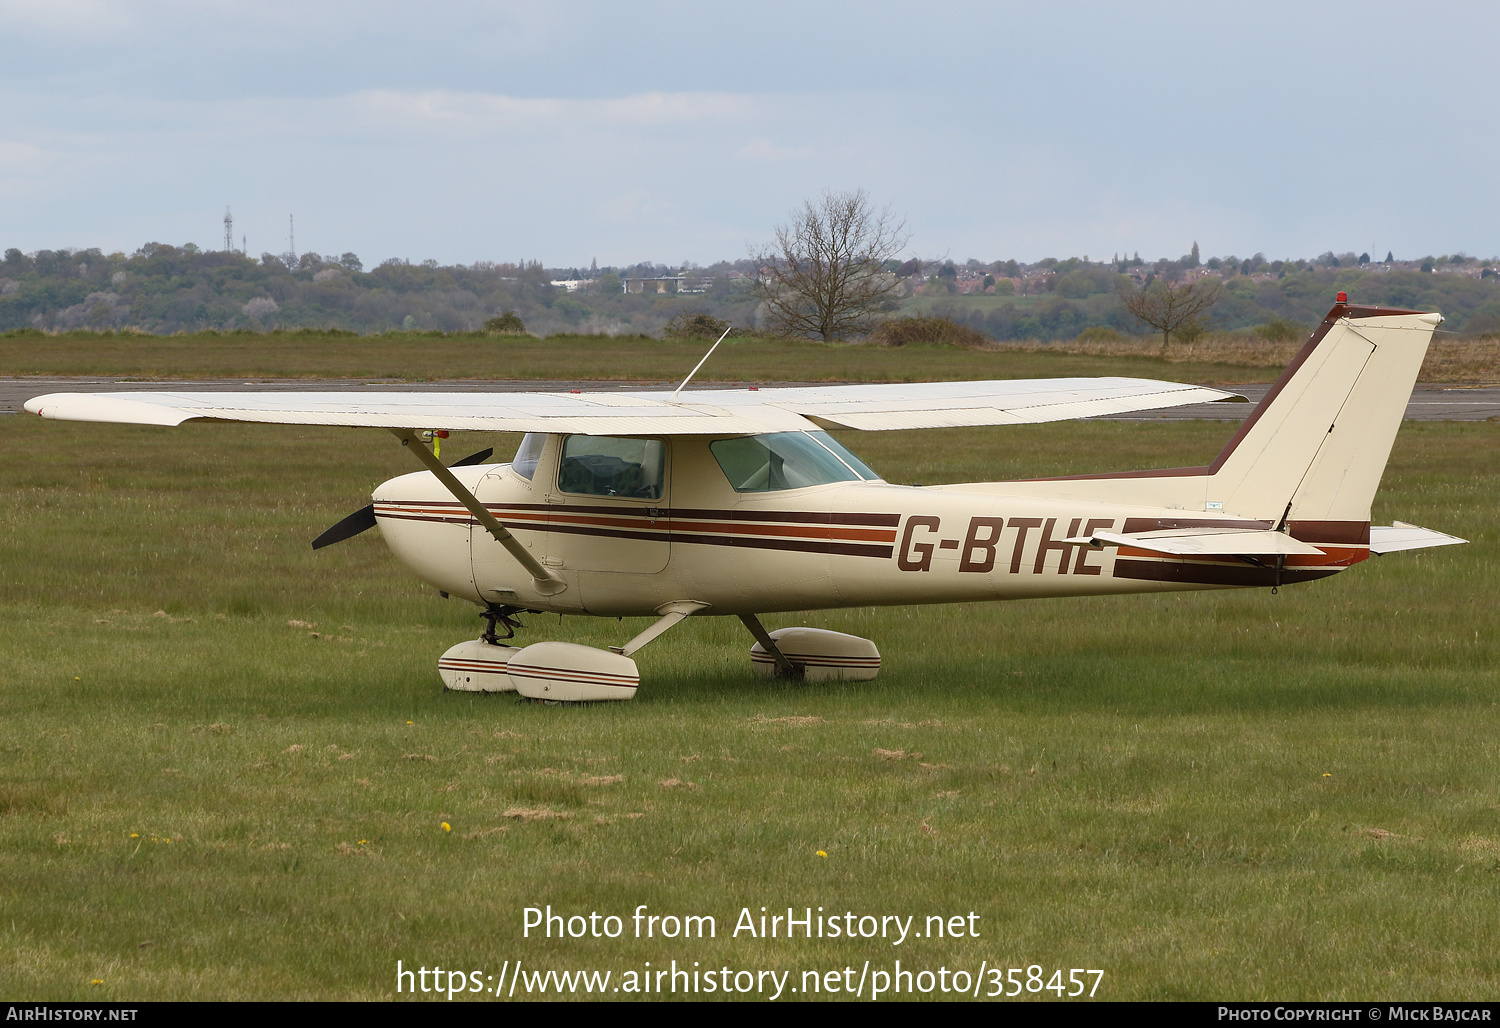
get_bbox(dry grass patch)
[501,807,571,821]
[0,785,67,816]
[462,827,508,839]
[579,775,625,786]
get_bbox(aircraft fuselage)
[372,432,1367,618]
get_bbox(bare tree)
[751,189,910,342]
[1121,278,1223,354]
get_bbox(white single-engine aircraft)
[25,299,1465,701]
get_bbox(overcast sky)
[2,0,1495,267]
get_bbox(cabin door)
[545,435,670,575]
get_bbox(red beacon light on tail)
[1336,291,1348,303]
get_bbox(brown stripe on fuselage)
[373,510,471,526]
[1288,520,1370,545]
[1115,547,1362,568]
[1122,517,1273,533]
[1120,517,1371,553]
[377,500,897,538]
[541,520,894,559]
[386,497,899,528]
[1113,558,1342,587]
[671,507,900,527]
[546,512,895,543]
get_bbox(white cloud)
[341,89,762,137]
[596,189,674,227]
[734,137,816,163]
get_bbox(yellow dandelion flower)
[1323,773,1333,778]
[91,979,103,985]
[816,850,827,857]
[130,833,139,838]
[358,839,367,845]
[406,720,414,725]
[441,822,451,832]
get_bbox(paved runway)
[1096,384,1500,421]
[2,377,1497,421]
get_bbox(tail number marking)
[897,516,941,571]
[899,516,1116,575]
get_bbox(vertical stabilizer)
[1207,303,1439,522]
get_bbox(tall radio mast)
[288,214,295,261]
[223,206,234,253]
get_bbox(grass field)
[0,415,1495,1001]
[0,331,1284,386]
[5,329,1496,387]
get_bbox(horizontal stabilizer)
[1064,527,1327,557]
[1369,522,1468,555]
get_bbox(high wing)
[23,377,1243,434]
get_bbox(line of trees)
[4,232,1500,339]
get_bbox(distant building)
[622,275,711,294]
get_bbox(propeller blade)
[447,447,494,468]
[311,503,377,550]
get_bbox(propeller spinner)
[311,446,493,549]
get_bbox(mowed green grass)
[0,416,1495,1001]
[0,331,1279,386]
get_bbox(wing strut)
[609,600,712,656]
[389,429,566,595]
[737,613,801,678]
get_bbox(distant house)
[623,276,680,294]
[622,276,712,295]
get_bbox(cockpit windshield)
[710,431,881,493]
[510,433,545,480]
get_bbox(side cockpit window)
[710,431,880,493]
[510,432,545,481]
[558,435,665,499]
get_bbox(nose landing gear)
[437,606,531,693]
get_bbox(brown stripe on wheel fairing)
[1113,558,1341,587]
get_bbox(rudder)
[1207,302,1439,523]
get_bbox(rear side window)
[558,436,665,499]
[710,432,876,492]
